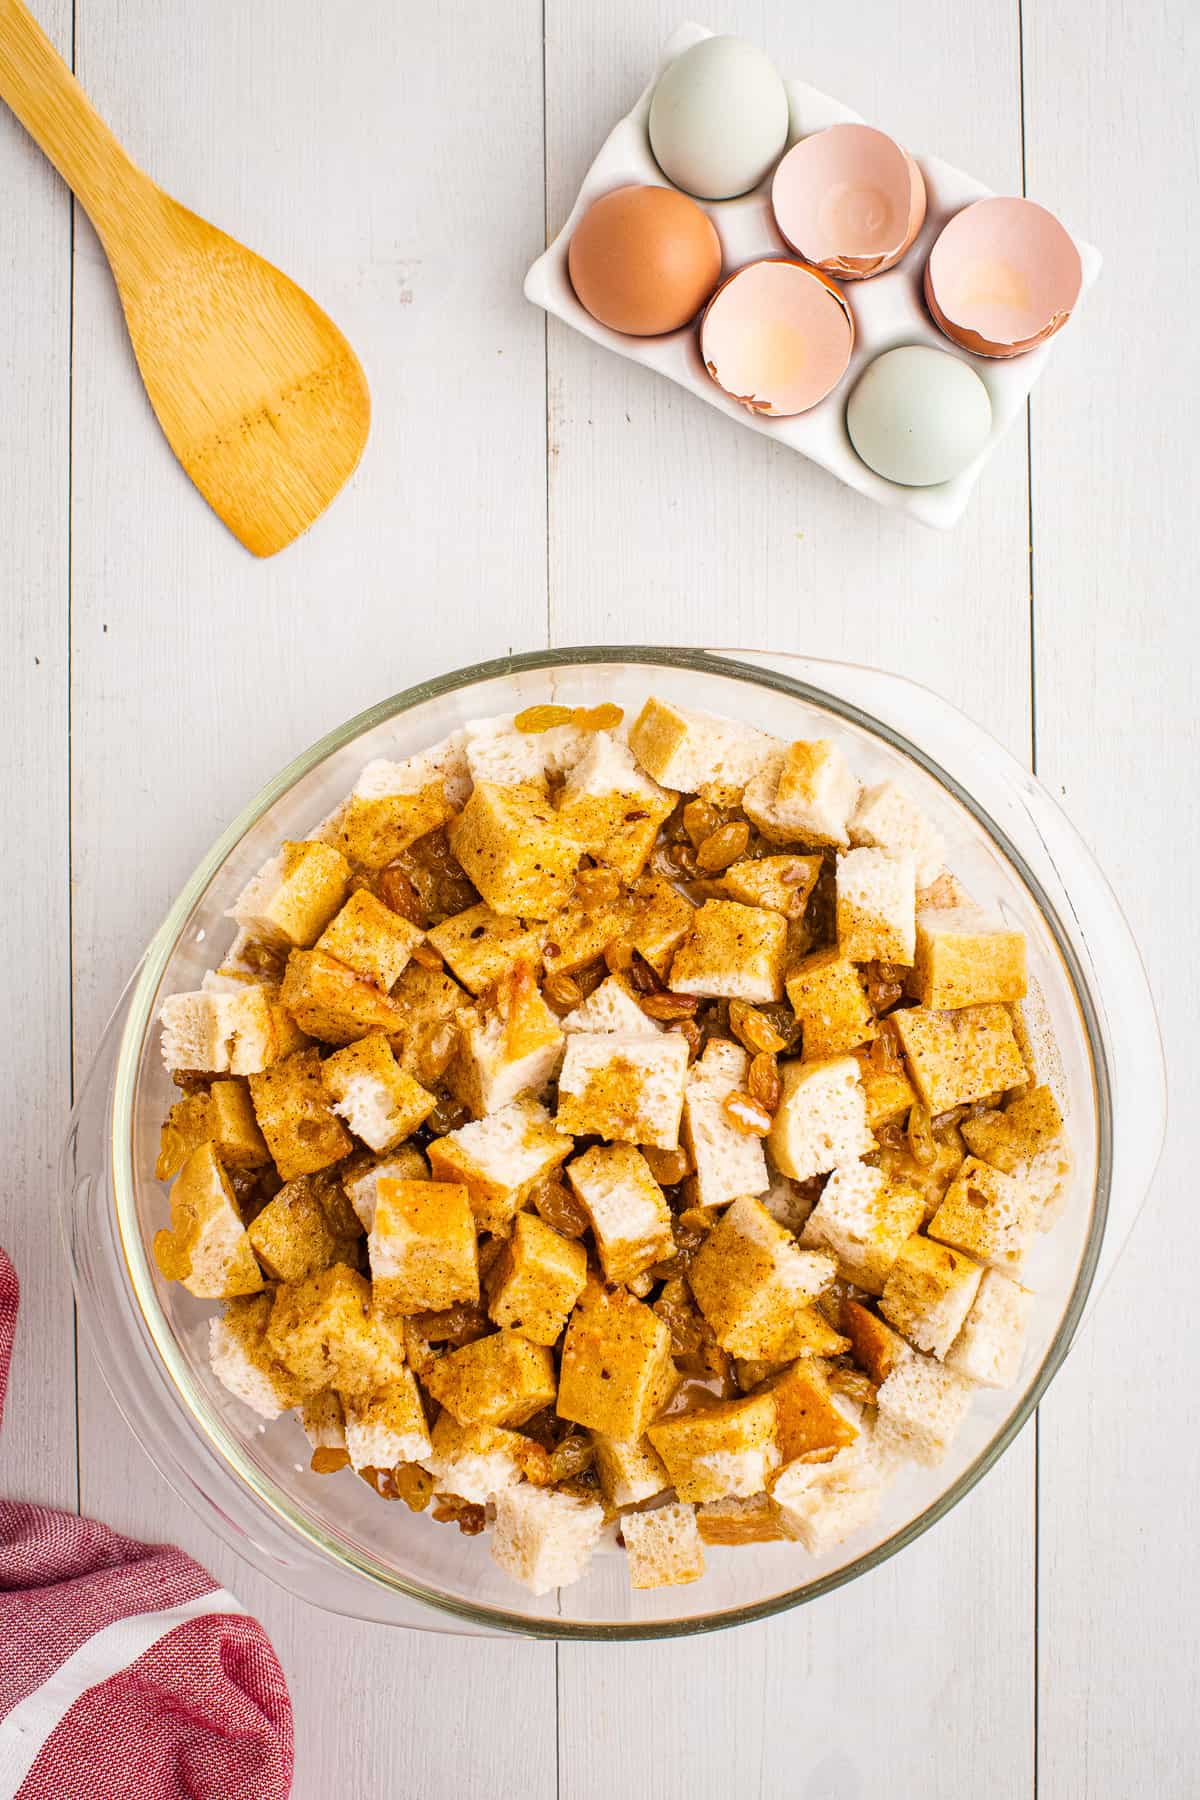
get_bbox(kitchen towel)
[0,1248,293,1799]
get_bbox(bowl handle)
[707,646,1166,1331]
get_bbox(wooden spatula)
[0,0,369,556]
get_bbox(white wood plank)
[66,1,554,1791]
[1022,2,1200,1793]
[0,0,74,1509]
[548,4,1037,1793]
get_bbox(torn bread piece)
[849,781,944,889]
[622,1503,706,1590]
[490,1484,604,1596]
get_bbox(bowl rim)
[109,645,1110,1640]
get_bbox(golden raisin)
[864,961,906,1013]
[543,971,584,1011]
[392,1462,436,1512]
[696,820,751,873]
[907,1103,938,1168]
[311,1446,351,1475]
[638,990,699,1022]
[375,864,426,925]
[427,1094,470,1136]
[574,865,622,909]
[357,1465,401,1500]
[723,1091,774,1137]
[532,1177,590,1238]
[410,940,445,971]
[729,999,787,1056]
[682,799,720,850]
[572,959,607,1000]
[431,1497,488,1534]
[746,1052,781,1114]
[573,702,623,731]
[642,1144,693,1186]
[549,1435,596,1483]
[671,1018,703,1062]
[604,938,635,975]
[514,704,575,732]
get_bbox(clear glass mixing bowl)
[61,647,1165,1639]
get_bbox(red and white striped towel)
[0,1248,293,1799]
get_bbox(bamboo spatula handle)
[0,0,146,240]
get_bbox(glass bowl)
[61,647,1165,1640]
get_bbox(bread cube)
[744,740,858,847]
[450,969,564,1118]
[300,1389,349,1471]
[428,1098,571,1234]
[423,1329,557,1427]
[316,889,423,990]
[321,1034,434,1153]
[799,1162,926,1295]
[590,1432,669,1508]
[648,1392,780,1502]
[767,1055,875,1181]
[558,731,674,882]
[566,1144,674,1285]
[849,782,945,889]
[763,1358,860,1463]
[688,1195,836,1359]
[850,1044,917,1129]
[562,973,660,1036]
[389,961,471,1086]
[842,1298,909,1385]
[490,1484,604,1596]
[721,854,822,918]
[342,1145,429,1231]
[910,905,1027,1009]
[266,1264,408,1396]
[229,840,351,949]
[485,1211,588,1344]
[961,1084,1064,1175]
[155,1079,270,1180]
[695,1494,791,1545]
[557,1284,676,1440]
[836,848,916,965]
[426,903,543,996]
[945,1269,1034,1388]
[786,948,878,1060]
[1017,1141,1073,1232]
[278,949,402,1045]
[247,1177,344,1282]
[208,1293,304,1418]
[622,1502,706,1589]
[463,713,589,786]
[891,1004,1026,1113]
[160,985,281,1076]
[153,1142,264,1299]
[627,697,778,803]
[875,1351,975,1465]
[619,878,694,980]
[248,1048,354,1180]
[449,781,580,919]
[419,1412,535,1503]
[879,1234,984,1358]
[772,1431,895,1553]
[669,900,787,1004]
[927,1156,1039,1272]
[556,1030,689,1150]
[681,1039,769,1210]
[332,755,456,870]
[341,1372,431,1470]
[368,1178,479,1316]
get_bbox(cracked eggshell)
[771,124,927,279]
[924,197,1083,358]
[700,258,854,418]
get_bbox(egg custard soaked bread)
[152,696,1072,1595]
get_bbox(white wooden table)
[3,2,1196,1793]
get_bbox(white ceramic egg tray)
[525,20,1102,529]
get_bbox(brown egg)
[567,185,723,337]
[924,197,1082,358]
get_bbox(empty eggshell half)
[925,197,1082,358]
[846,345,992,486]
[700,258,854,417]
[772,124,927,278]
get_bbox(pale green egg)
[847,346,993,486]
